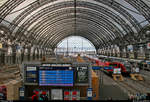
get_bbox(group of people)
[131,63,140,74]
[32,90,48,101]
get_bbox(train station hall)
[0,0,150,101]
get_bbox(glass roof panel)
[0,0,8,6]
[115,0,149,27]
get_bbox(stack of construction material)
[76,55,85,63]
[92,70,99,100]
[0,65,21,85]
[4,79,23,100]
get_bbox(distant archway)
[55,36,96,56]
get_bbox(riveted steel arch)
[24,7,132,39]
[31,15,121,47]
[9,0,139,37]
[17,9,127,47]
[124,0,150,22]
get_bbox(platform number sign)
[113,68,121,74]
[147,43,150,49]
[87,88,92,100]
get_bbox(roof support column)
[27,47,31,62]
[104,47,107,56]
[21,46,25,63]
[145,44,150,60]
[111,45,115,57]
[119,46,124,58]
[98,48,103,55]
[106,47,109,56]
[133,45,138,59]
[114,45,118,57]
[125,46,129,58]
[99,48,103,55]
[12,44,16,64]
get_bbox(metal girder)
[7,0,142,48]
[93,0,142,31]
[45,23,107,47]
[11,0,138,36]
[0,0,149,49]
[42,22,114,49]
[8,0,138,40]
[18,14,117,45]
[0,0,25,22]
[14,8,126,47]
[9,0,141,32]
[125,0,150,22]
[31,13,119,40]
[53,30,107,49]
[52,32,101,50]
[26,9,125,43]
[46,28,103,49]
[40,23,102,48]
[31,15,121,47]
[23,7,131,38]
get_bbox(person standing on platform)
[39,91,48,101]
[32,91,39,101]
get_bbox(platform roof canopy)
[0,0,150,50]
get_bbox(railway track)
[124,77,150,94]
[136,81,150,89]
[115,79,141,95]
[141,70,150,78]
[101,71,150,95]
[101,71,141,95]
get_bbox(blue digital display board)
[39,70,74,86]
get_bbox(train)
[86,55,132,75]
[104,61,132,75]
[86,54,150,75]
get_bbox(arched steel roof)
[0,0,150,49]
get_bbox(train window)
[109,64,117,67]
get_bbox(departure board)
[39,70,74,86]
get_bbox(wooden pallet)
[112,74,124,81]
[130,73,143,81]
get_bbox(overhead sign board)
[42,63,71,67]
